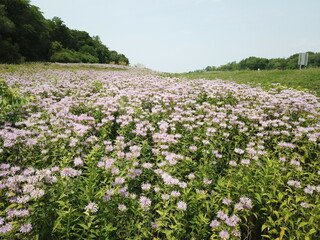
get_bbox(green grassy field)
[0,62,128,74]
[170,68,320,96]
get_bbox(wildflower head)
[177,201,187,211]
[20,223,32,233]
[85,202,99,214]
[118,204,127,211]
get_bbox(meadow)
[170,68,320,97]
[0,64,319,239]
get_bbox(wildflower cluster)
[0,65,319,239]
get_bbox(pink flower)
[118,204,127,211]
[30,188,45,199]
[74,157,83,166]
[113,177,125,185]
[189,146,197,152]
[219,230,229,239]
[229,161,237,166]
[141,183,152,191]
[203,178,212,185]
[222,198,232,205]
[210,219,220,228]
[85,202,98,213]
[188,173,195,179]
[61,168,82,177]
[241,159,250,165]
[139,196,151,210]
[0,223,13,234]
[217,210,228,220]
[161,194,170,200]
[225,215,240,227]
[177,201,187,211]
[171,190,181,197]
[234,148,244,154]
[20,223,32,233]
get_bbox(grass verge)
[169,68,320,96]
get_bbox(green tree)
[267,58,287,70]
[48,17,72,48]
[205,66,216,72]
[217,61,239,71]
[0,0,50,62]
[0,0,129,64]
[0,4,22,62]
[308,52,320,67]
[239,57,269,70]
[286,54,299,69]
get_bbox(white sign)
[298,53,308,69]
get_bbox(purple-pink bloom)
[20,223,32,233]
[113,177,125,185]
[61,168,82,177]
[0,223,13,234]
[139,196,151,210]
[85,202,98,213]
[74,157,83,166]
[219,230,230,239]
[222,198,232,205]
[217,210,228,220]
[177,201,187,211]
[210,219,220,228]
[118,204,127,211]
[225,215,240,227]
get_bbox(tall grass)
[170,68,320,96]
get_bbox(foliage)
[0,65,319,239]
[171,67,320,96]
[50,49,99,63]
[200,52,320,72]
[0,0,129,65]
[0,79,27,125]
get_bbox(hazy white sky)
[30,0,320,73]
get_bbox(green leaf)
[298,222,308,229]
[255,193,262,203]
[5,203,17,211]
[279,227,286,240]
[308,228,316,235]
[262,224,269,231]
[273,210,280,219]
[261,235,271,239]
[53,217,62,231]
[79,223,90,230]
[277,192,284,201]
[56,200,67,207]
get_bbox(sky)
[30,0,320,73]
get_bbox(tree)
[308,52,320,67]
[0,0,50,62]
[239,57,269,70]
[217,61,239,71]
[205,66,216,72]
[0,4,22,62]
[48,17,72,48]
[286,54,299,69]
[267,58,287,70]
[0,0,129,64]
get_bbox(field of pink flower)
[0,65,319,239]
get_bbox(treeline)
[0,0,129,65]
[197,52,320,72]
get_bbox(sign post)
[298,52,309,70]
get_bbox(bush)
[0,79,26,125]
[50,48,99,64]
[50,49,80,63]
